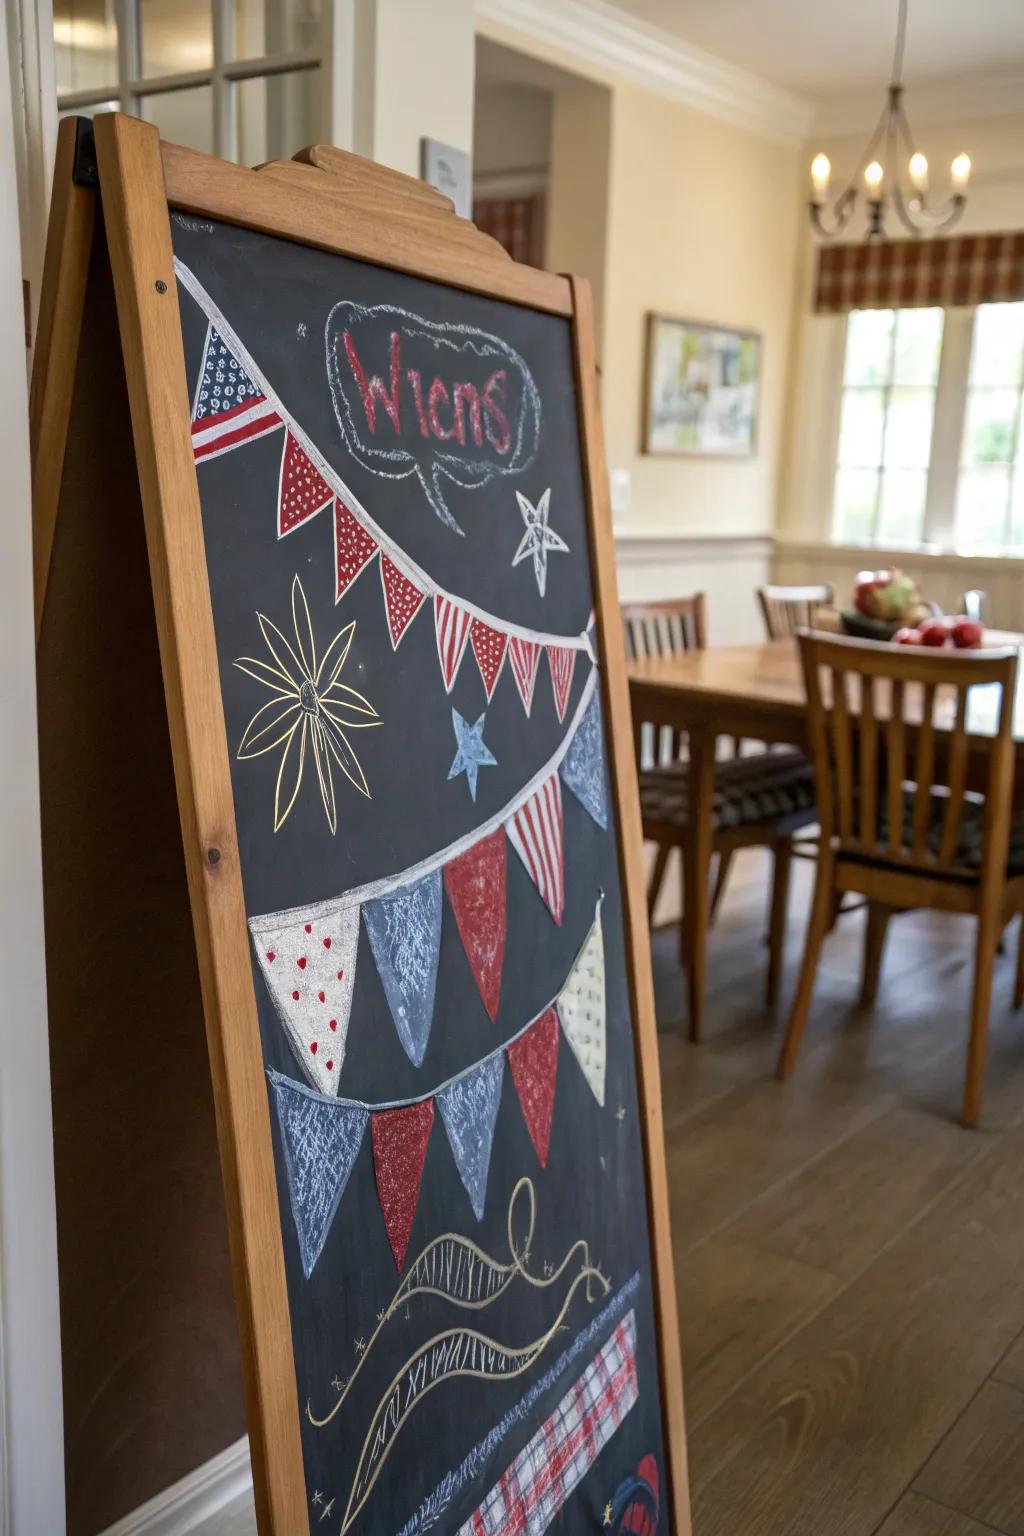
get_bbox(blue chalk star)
[448,709,497,802]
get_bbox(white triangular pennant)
[556,898,606,1106]
[252,906,360,1095]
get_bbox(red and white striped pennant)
[334,499,379,601]
[506,774,564,925]
[545,646,577,723]
[380,555,426,647]
[435,595,473,692]
[507,636,541,717]
[278,432,333,536]
[469,619,508,703]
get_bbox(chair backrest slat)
[797,631,1018,880]
[622,594,707,768]
[758,583,835,640]
[912,684,938,862]
[887,679,905,859]
[859,674,878,852]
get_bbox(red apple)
[918,617,952,647]
[853,568,920,621]
[951,616,984,649]
[893,626,923,645]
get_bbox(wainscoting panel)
[615,532,774,644]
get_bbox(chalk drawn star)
[319,1499,335,1522]
[603,1502,614,1527]
[448,709,497,802]
[354,1336,366,1355]
[616,1105,626,1122]
[331,1375,345,1393]
[312,1491,323,1505]
[512,488,568,598]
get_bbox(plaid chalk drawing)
[458,1309,638,1536]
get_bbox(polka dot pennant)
[253,905,361,1096]
[554,896,606,1107]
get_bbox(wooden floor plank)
[677,1236,841,1427]
[874,1491,1008,1536]
[914,1381,1024,1536]
[686,1125,1024,1536]
[725,1104,984,1281]
[993,1332,1024,1393]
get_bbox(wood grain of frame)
[40,112,689,1532]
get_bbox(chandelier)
[809,0,971,240]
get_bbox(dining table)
[626,630,1024,1041]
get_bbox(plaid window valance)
[814,232,1024,313]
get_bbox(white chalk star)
[448,709,497,802]
[512,488,568,598]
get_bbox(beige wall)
[546,82,612,356]
[602,87,802,540]
[474,83,552,178]
[354,0,476,176]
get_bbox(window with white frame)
[831,300,1024,555]
[53,0,323,166]
[833,307,944,548]
[956,302,1024,552]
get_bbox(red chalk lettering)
[343,330,402,435]
[406,369,431,438]
[453,382,484,448]
[428,378,463,444]
[482,370,512,454]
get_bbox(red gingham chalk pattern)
[458,1310,639,1536]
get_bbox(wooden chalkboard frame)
[32,110,690,1535]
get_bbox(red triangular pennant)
[278,431,333,536]
[508,637,541,717]
[435,595,472,691]
[507,1008,559,1168]
[546,646,577,723]
[371,1099,435,1270]
[380,555,426,648]
[469,619,509,703]
[334,498,378,601]
[506,775,565,925]
[443,829,507,1021]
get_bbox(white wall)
[0,5,65,1532]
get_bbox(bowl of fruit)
[893,614,984,650]
[840,568,932,641]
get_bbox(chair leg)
[1014,917,1024,1010]
[963,901,1003,1128]
[647,844,671,922]
[683,732,716,1043]
[710,849,734,924]
[766,840,792,1007]
[777,849,835,1080]
[859,903,891,1008]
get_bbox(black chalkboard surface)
[36,115,688,1536]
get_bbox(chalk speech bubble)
[325,301,541,534]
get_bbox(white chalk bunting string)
[176,260,593,720]
[249,670,608,1087]
[267,895,606,1277]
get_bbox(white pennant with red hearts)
[253,907,361,1095]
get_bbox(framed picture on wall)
[643,314,761,457]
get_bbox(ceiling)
[607,0,1024,100]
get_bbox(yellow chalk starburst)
[234,574,381,834]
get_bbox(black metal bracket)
[71,116,99,189]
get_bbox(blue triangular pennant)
[560,690,608,830]
[363,870,443,1067]
[268,1070,368,1278]
[437,1054,505,1221]
[192,322,263,421]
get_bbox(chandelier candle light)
[809,0,971,240]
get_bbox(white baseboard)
[98,1438,253,1536]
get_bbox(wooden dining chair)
[623,595,819,1023]
[757,583,836,639]
[778,631,1024,1126]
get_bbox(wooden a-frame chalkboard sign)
[31,112,690,1536]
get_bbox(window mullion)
[923,307,973,550]
[873,314,898,542]
[117,0,141,115]
[212,0,234,162]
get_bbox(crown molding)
[474,0,816,146]
[813,70,1024,137]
